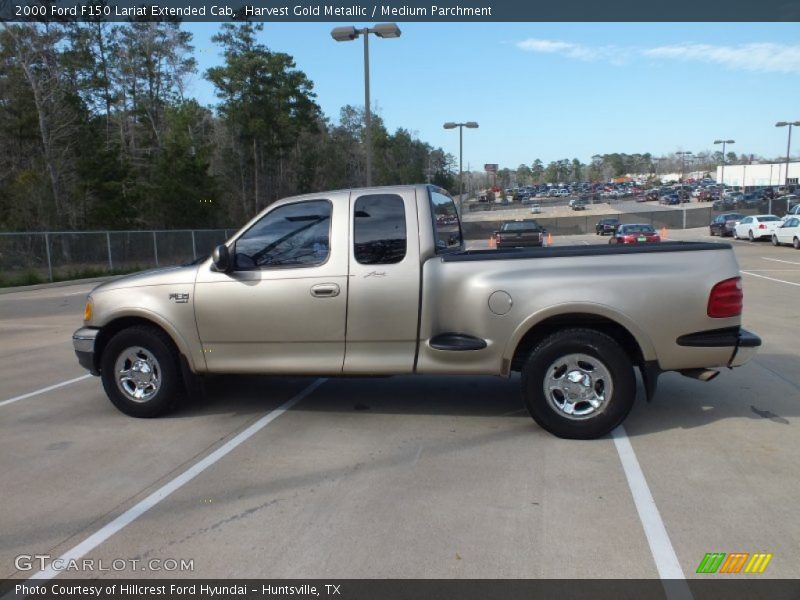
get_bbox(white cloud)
[516,38,623,63]
[642,43,800,74]
[516,38,800,73]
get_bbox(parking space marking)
[742,271,800,288]
[612,426,692,598]
[0,374,92,408]
[761,257,800,266]
[28,377,327,581]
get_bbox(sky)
[182,22,800,171]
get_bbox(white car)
[530,203,542,214]
[733,215,782,241]
[772,217,800,249]
[779,199,800,221]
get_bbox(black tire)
[748,230,754,241]
[100,325,184,418]
[520,328,636,439]
[772,234,780,246]
[794,237,800,250]
[709,228,715,237]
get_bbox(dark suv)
[595,218,620,235]
[709,213,745,237]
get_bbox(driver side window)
[234,200,332,269]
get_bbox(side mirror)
[212,244,232,273]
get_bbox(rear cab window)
[429,188,463,254]
[353,194,407,264]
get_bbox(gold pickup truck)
[73,185,760,439]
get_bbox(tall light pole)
[775,121,800,193]
[714,139,735,193]
[331,23,401,187]
[676,151,692,183]
[443,121,479,214]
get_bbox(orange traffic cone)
[547,232,553,246]
[489,235,497,249]
[660,227,668,239]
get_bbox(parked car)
[733,215,782,241]
[660,194,680,206]
[779,197,800,220]
[771,217,800,249]
[530,203,542,214]
[72,184,761,440]
[571,199,589,211]
[736,193,763,209]
[609,224,661,244]
[494,219,545,248]
[713,198,736,211]
[595,218,620,235]
[709,213,745,237]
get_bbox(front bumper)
[73,327,100,375]
[676,327,761,368]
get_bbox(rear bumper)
[73,327,100,375]
[676,327,761,368]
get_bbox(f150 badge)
[169,292,190,304]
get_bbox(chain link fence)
[0,229,233,286]
[2,195,797,286]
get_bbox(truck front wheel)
[100,325,183,418]
[521,328,635,439]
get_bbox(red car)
[609,224,661,244]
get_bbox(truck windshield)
[429,189,462,253]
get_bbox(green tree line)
[0,22,456,232]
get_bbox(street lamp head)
[775,121,788,127]
[465,122,479,128]
[443,122,457,129]
[372,23,401,38]
[331,26,359,42]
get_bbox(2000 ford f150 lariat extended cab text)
[73,185,760,439]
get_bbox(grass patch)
[0,265,145,288]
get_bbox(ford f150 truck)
[73,185,760,439]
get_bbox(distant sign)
[484,164,498,173]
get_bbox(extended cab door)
[194,194,348,374]
[343,189,421,373]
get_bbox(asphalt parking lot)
[1,228,798,585]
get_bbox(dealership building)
[715,161,799,188]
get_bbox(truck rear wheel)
[100,325,183,418]
[520,328,635,439]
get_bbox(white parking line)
[0,375,92,408]
[28,377,326,580]
[612,426,692,599]
[742,271,800,288]
[761,256,800,266]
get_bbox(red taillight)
[624,235,636,243]
[708,277,743,318]
[758,223,766,229]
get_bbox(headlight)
[83,297,93,323]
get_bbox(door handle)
[310,283,340,298]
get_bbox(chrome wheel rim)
[543,353,613,420]
[115,346,161,403]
